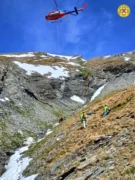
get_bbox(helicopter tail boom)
[77,4,87,12]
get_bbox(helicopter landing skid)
[51,20,62,23]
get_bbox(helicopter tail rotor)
[74,7,78,15]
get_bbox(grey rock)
[77,155,97,170]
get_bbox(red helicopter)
[45,0,87,22]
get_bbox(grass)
[123,166,135,175]
[22,130,38,140]
[73,161,81,166]
[36,119,53,129]
[79,67,91,79]
[0,120,7,130]
[53,108,64,118]
[10,99,15,105]
[14,106,30,116]
[0,131,24,150]
[78,61,86,67]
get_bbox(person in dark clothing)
[59,117,64,123]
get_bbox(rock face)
[0,50,135,177]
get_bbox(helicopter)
[45,0,87,22]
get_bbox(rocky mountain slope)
[0,50,135,178]
[23,86,135,180]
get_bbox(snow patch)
[14,61,69,79]
[21,174,38,180]
[124,57,130,61]
[47,53,85,61]
[53,123,59,127]
[70,56,86,61]
[4,97,9,101]
[67,62,80,66]
[104,55,110,59]
[46,129,53,136]
[37,128,54,142]
[60,62,80,66]
[37,137,44,143]
[0,145,37,180]
[18,129,23,135]
[70,95,85,104]
[47,53,72,61]
[90,84,106,102]
[0,133,51,179]
[40,55,48,58]
[0,97,10,102]
[24,137,34,146]
[0,99,5,102]
[1,53,35,58]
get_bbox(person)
[102,104,110,117]
[80,111,87,128]
[59,117,64,123]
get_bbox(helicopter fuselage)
[45,10,75,21]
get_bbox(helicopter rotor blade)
[54,0,59,10]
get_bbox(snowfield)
[104,55,111,59]
[0,126,56,180]
[70,95,85,104]
[47,53,72,61]
[0,53,35,58]
[14,61,69,79]
[0,97,10,102]
[40,55,48,58]
[47,53,86,61]
[90,84,106,102]
[60,62,80,66]
[0,142,38,180]
[124,57,130,61]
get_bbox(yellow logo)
[117,5,130,17]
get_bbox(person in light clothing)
[80,112,87,128]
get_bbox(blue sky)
[0,0,135,59]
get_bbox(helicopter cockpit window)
[50,11,59,15]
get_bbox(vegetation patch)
[0,120,7,130]
[53,108,64,118]
[36,119,53,130]
[79,68,91,79]
[14,106,30,116]
[22,130,38,140]
[0,131,24,150]
[123,166,135,175]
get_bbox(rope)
[56,23,60,54]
